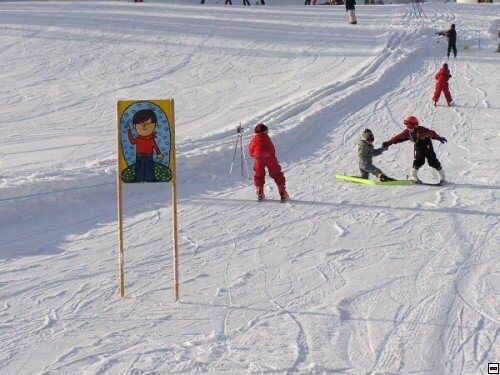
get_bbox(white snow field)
[1,1,499,373]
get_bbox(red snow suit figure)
[248,123,289,201]
[433,63,453,106]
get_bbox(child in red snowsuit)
[248,123,289,201]
[433,63,453,106]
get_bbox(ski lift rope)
[0,92,413,207]
[0,131,308,207]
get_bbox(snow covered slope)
[1,1,499,373]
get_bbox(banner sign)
[118,100,175,183]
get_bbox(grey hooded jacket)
[358,139,384,175]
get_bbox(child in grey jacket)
[358,129,394,181]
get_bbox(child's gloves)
[382,141,392,148]
[439,137,448,143]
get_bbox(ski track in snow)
[1,1,499,374]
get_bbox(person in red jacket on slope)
[382,116,447,183]
[433,63,453,107]
[248,123,289,202]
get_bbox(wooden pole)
[117,108,125,297]
[171,100,180,301]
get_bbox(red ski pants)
[253,157,286,188]
[433,82,452,103]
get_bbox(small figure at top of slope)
[437,24,457,59]
[358,129,394,182]
[249,123,289,202]
[382,116,447,184]
[446,24,457,59]
[433,63,453,107]
[345,0,357,25]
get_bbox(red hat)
[404,116,419,130]
[254,123,268,133]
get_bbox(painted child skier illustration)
[248,123,289,202]
[433,63,453,106]
[125,109,164,182]
[382,116,447,184]
[358,129,394,181]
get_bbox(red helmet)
[404,116,419,130]
[254,123,268,133]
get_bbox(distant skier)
[433,63,453,106]
[446,24,457,58]
[438,24,457,58]
[243,0,250,5]
[358,129,394,181]
[248,123,289,202]
[345,0,357,25]
[305,0,311,4]
[225,0,232,4]
[382,116,447,183]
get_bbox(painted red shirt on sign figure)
[127,129,161,156]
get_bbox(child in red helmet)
[382,116,447,183]
[433,63,453,106]
[248,123,289,202]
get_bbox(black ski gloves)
[382,141,392,148]
[439,137,448,143]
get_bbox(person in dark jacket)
[345,0,357,24]
[433,63,453,106]
[446,24,457,58]
[358,129,393,181]
[225,0,232,4]
[305,0,311,4]
[382,116,447,183]
[243,0,250,5]
[248,123,289,201]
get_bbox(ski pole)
[229,135,240,174]
[240,133,251,179]
[239,134,244,178]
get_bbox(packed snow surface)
[1,1,499,373]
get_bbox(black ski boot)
[379,173,395,182]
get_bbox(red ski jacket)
[249,133,276,160]
[435,66,451,87]
[389,126,444,144]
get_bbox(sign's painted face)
[135,119,156,137]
